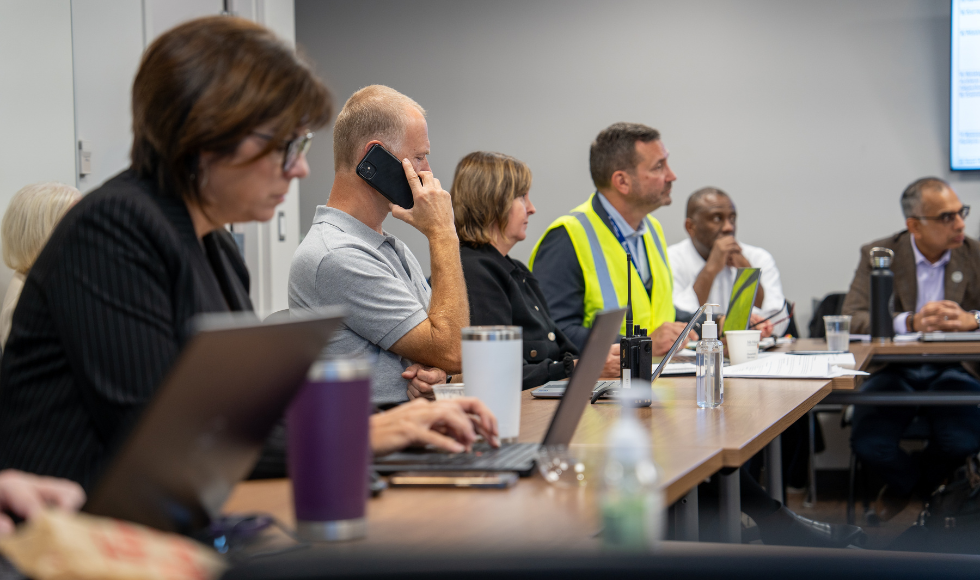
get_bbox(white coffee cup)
[461,326,522,443]
[726,330,762,365]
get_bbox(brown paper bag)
[0,509,226,580]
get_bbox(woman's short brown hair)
[451,152,532,246]
[131,16,333,204]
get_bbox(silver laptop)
[922,331,980,342]
[531,302,712,399]
[372,308,626,476]
[84,309,346,535]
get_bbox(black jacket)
[460,243,579,390]
[0,169,254,488]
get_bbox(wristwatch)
[973,311,980,331]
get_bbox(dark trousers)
[850,364,980,496]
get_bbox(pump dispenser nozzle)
[701,304,718,340]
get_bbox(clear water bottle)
[697,305,724,408]
[600,397,664,551]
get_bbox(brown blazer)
[841,230,980,334]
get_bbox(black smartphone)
[356,143,416,209]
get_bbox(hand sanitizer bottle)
[697,306,724,408]
[600,396,664,550]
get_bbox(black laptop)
[372,308,627,476]
[84,308,346,535]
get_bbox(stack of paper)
[722,352,868,379]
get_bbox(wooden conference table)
[224,376,830,550]
[785,337,980,391]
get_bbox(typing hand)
[369,398,499,456]
[390,159,457,241]
[650,321,698,356]
[403,363,446,400]
[914,300,976,332]
[0,470,85,535]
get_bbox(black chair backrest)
[783,307,800,339]
[808,293,847,338]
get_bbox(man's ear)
[359,140,385,162]
[906,216,921,237]
[685,217,696,238]
[610,170,632,196]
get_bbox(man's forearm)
[427,234,468,371]
[692,266,719,306]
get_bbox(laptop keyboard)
[426,443,539,469]
[375,442,539,470]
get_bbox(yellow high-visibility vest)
[529,193,675,335]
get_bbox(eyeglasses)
[251,131,314,172]
[910,205,970,225]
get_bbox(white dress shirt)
[667,237,789,336]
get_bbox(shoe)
[870,485,911,523]
[757,506,866,548]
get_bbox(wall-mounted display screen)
[952,0,980,170]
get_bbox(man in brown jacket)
[842,177,980,522]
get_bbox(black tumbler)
[869,247,895,342]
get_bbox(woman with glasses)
[451,152,620,390]
[0,16,496,489]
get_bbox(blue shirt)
[596,193,651,285]
[893,234,951,334]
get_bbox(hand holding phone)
[390,159,457,241]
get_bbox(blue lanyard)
[607,213,639,270]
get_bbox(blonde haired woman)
[0,182,80,347]
[451,152,620,389]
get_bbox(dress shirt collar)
[596,192,647,239]
[910,234,951,269]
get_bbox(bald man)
[667,187,787,336]
[843,177,980,522]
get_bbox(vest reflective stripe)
[644,216,672,289]
[530,194,675,334]
[571,211,619,312]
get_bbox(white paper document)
[722,352,868,379]
[660,363,697,376]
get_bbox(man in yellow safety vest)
[530,122,695,355]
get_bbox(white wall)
[296,0,980,335]
[71,0,145,194]
[0,1,77,291]
[65,0,301,317]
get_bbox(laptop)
[84,308,346,535]
[922,331,980,342]
[722,267,761,334]
[371,308,626,476]
[531,301,712,399]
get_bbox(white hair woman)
[0,182,80,347]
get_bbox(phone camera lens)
[361,163,376,179]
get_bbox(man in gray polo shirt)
[289,85,467,406]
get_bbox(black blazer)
[0,169,253,488]
[460,243,579,390]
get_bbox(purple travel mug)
[287,357,372,541]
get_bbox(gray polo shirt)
[289,206,431,405]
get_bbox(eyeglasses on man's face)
[911,205,970,225]
[251,131,314,173]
